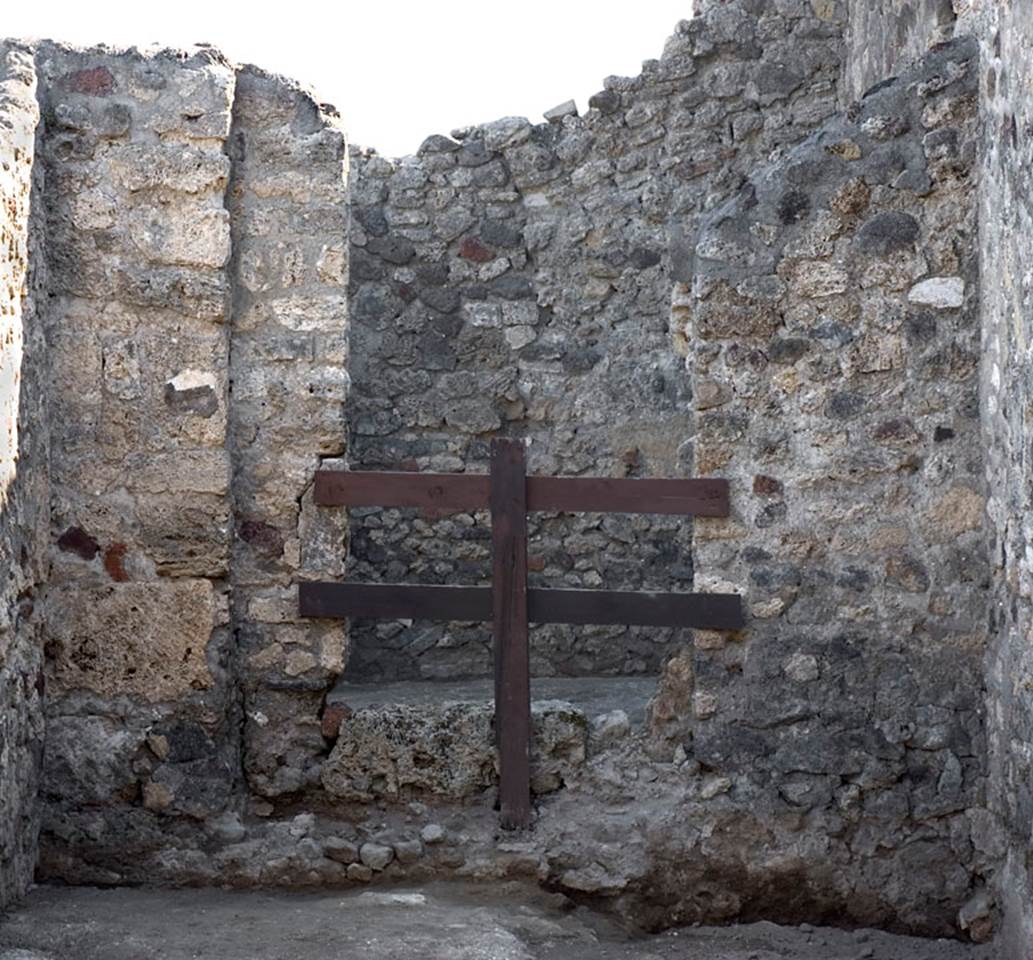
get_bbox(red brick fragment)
[321,704,352,740]
[57,526,100,560]
[239,519,285,558]
[62,66,115,96]
[459,236,494,263]
[753,474,783,496]
[103,543,130,582]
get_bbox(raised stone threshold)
[328,675,658,723]
[322,676,657,803]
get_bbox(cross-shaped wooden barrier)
[299,438,742,829]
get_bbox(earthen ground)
[0,883,992,960]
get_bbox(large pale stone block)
[128,204,231,269]
[107,143,229,194]
[46,580,225,701]
[322,700,587,802]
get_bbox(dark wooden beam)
[529,588,744,630]
[527,476,729,517]
[298,582,491,621]
[313,471,729,517]
[300,583,743,631]
[490,438,531,831]
[314,470,490,511]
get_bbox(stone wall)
[840,0,958,100]
[2,2,1033,950]
[678,36,988,934]
[968,0,1033,954]
[34,42,240,881]
[226,67,348,802]
[346,0,846,682]
[32,45,349,881]
[0,41,48,910]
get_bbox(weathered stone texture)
[225,67,348,799]
[967,0,1033,954]
[29,50,351,881]
[322,699,587,802]
[34,44,242,882]
[44,580,224,701]
[680,37,985,935]
[5,2,1033,951]
[346,1,847,681]
[0,41,48,911]
[841,0,958,101]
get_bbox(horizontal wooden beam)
[313,471,729,517]
[299,582,744,630]
[299,581,491,621]
[528,588,744,630]
[527,476,728,517]
[314,471,490,512]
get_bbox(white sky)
[5,0,694,157]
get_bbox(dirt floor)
[0,882,994,960]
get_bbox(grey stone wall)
[681,36,988,935]
[346,0,846,682]
[226,66,348,802]
[3,2,1033,948]
[968,0,1033,954]
[0,41,48,910]
[840,0,958,101]
[31,46,349,883]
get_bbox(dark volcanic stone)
[367,235,416,265]
[589,90,621,114]
[855,211,920,256]
[827,392,866,419]
[777,189,810,225]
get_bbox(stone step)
[321,676,657,804]
[327,675,659,724]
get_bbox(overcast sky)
[5,0,694,156]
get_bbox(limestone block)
[128,204,230,269]
[46,580,224,701]
[924,486,985,540]
[127,449,230,497]
[107,143,229,194]
[115,264,229,321]
[152,62,234,139]
[321,700,588,803]
[908,276,965,308]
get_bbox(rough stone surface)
[0,884,992,960]
[45,580,222,700]
[0,3,1032,955]
[322,699,588,802]
[680,35,985,937]
[344,0,846,682]
[225,66,348,801]
[964,0,1033,955]
[31,42,243,895]
[27,46,350,886]
[841,0,958,101]
[0,41,48,912]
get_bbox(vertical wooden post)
[490,437,531,830]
